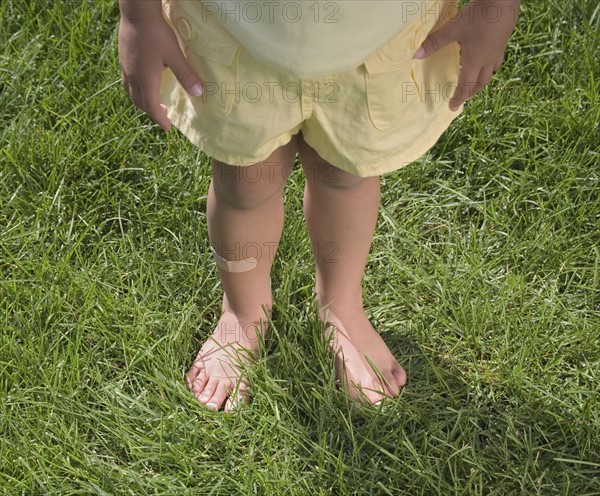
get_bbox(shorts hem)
[302,105,464,178]
[168,104,463,176]
[168,111,302,166]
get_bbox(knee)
[212,160,287,210]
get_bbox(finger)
[449,60,480,111]
[450,64,494,111]
[167,49,204,97]
[139,74,172,131]
[494,54,504,72]
[127,80,143,109]
[121,66,129,93]
[413,21,457,59]
[477,64,495,89]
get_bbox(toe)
[191,370,208,397]
[345,378,386,405]
[366,380,391,404]
[360,385,388,405]
[224,380,249,413]
[197,377,219,406]
[206,381,229,411]
[393,366,407,388]
[224,396,245,413]
[383,372,401,397]
[186,358,204,388]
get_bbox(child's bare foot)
[316,297,406,405]
[186,307,268,412]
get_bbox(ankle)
[222,300,272,325]
[223,291,272,318]
[314,288,363,315]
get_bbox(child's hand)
[118,14,203,131]
[413,0,520,111]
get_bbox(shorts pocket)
[163,0,241,119]
[363,3,441,132]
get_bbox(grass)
[1,0,599,494]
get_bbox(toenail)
[206,402,218,410]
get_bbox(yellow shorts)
[160,0,463,177]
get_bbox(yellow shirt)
[203,0,444,79]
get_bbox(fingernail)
[190,83,203,97]
[413,47,425,59]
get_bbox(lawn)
[1,0,599,494]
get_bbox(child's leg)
[298,132,406,404]
[186,136,298,411]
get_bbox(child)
[118,0,520,412]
